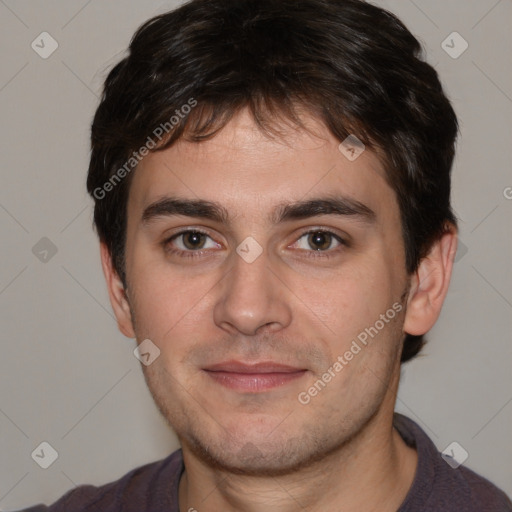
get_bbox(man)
[18,0,512,510]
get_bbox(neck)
[178,402,417,512]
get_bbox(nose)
[213,248,292,336]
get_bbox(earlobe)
[100,242,136,338]
[403,226,458,336]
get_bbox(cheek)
[127,248,219,343]
[295,258,397,344]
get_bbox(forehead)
[128,109,394,224]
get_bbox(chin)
[181,425,340,477]
[187,438,307,476]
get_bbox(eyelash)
[163,228,347,260]
[163,229,217,259]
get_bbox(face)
[119,110,411,475]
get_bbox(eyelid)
[282,235,346,265]
[288,226,348,245]
[162,228,223,257]
[163,224,217,239]
[166,227,212,240]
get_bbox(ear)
[100,242,135,338]
[403,226,458,336]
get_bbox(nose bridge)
[213,245,291,335]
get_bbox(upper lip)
[204,360,305,373]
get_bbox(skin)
[101,109,457,512]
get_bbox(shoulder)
[15,449,183,512]
[446,463,512,512]
[394,414,512,512]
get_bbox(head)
[88,0,458,474]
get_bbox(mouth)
[203,361,308,392]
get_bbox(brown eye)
[163,229,222,260]
[307,231,334,251]
[289,230,345,255]
[168,230,219,252]
[181,231,207,250]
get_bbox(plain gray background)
[1,0,511,509]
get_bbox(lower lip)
[204,370,307,392]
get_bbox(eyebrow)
[142,198,229,224]
[141,195,376,226]
[273,196,375,224]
